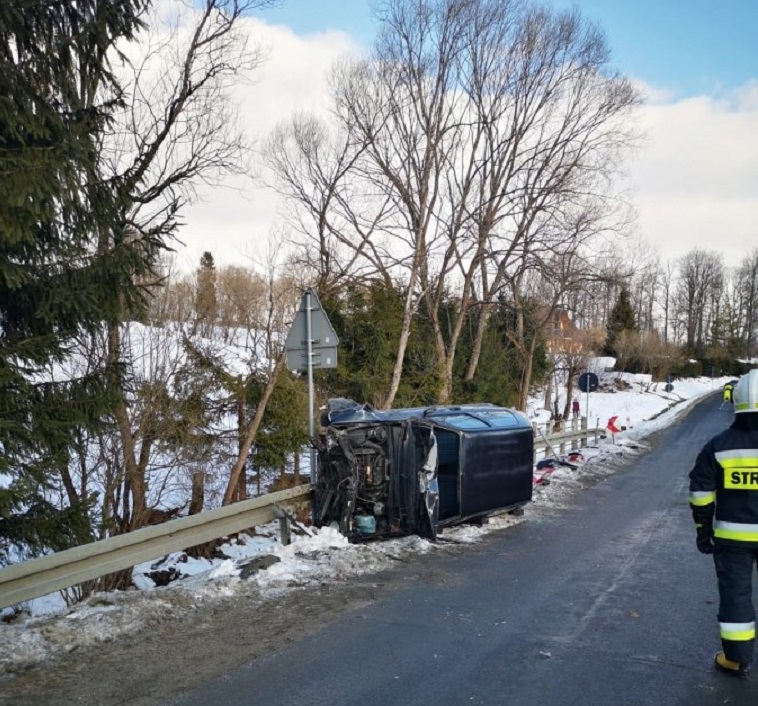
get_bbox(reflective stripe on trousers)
[720,621,756,641]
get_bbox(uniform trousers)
[713,543,758,664]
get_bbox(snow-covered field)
[0,373,733,674]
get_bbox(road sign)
[284,288,340,485]
[664,383,674,392]
[578,372,599,393]
[284,288,339,370]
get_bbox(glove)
[696,526,714,554]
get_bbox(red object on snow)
[607,415,621,433]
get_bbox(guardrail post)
[570,418,578,451]
[558,420,566,455]
[279,513,291,546]
[580,416,588,447]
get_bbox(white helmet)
[733,369,758,413]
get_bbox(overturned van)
[312,399,534,541]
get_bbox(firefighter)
[689,369,758,677]
[723,381,734,404]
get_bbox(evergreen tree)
[320,283,411,407]
[195,251,218,332]
[0,0,150,560]
[604,288,637,356]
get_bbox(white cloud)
[627,80,758,268]
[172,19,361,272]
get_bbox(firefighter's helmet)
[733,370,758,413]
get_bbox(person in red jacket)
[689,369,758,677]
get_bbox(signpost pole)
[305,290,316,484]
[578,371,599,430]
[284,286,339,487]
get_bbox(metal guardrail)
[0,484,311,610]
[532,417,604,460]
[0,420,607,610]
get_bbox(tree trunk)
[108,322,148,529]
[516,336,538,411]
[562,368,577,420]
[543,369,553,411]
[464,304,495,382]
[383,285,416,408]
[223,354,286,505]
[433,322,449,404]
[234,376,247,502]
[188,470,205,515]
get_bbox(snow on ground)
[0,373,734,674]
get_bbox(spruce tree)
[604,288,637,356]
[0,0,150,559]
[195,251,218,332]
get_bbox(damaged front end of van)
[312,399,534,542]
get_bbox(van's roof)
[324,398,531,431]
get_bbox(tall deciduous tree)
[736,249,758,359]
[267,0,638,408]
[675,249,724,353]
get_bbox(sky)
[168,0,758,273]
[0,370,733,671]
[262,0,758,98]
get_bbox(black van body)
[312,399,534,541]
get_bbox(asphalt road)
[163,393,758,706]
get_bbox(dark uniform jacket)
[689,415,758,546]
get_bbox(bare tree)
[147,254,195,325]
[658,259,677,345]
[215,264,269,333]
[736,248,758,359]
[675,249,724,352]
[549,326,605,419]
[624,237,662,333]
[221,250,303,505]
[264,114,392,295]
[459,3,639,391]
[267,0,638,407]
[95,0,271,529]
[635,332,683,385]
